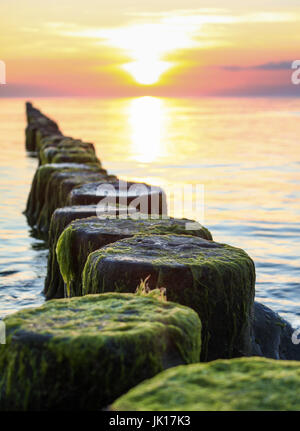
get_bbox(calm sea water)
[0,97,299,327]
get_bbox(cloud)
[216,83,300,97]
[253,61,294,70]
[48,9,299,43]
[0,83,72,97]
[125,8,298,23]
[222,61,294,71]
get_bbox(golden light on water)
[128,96,166,162]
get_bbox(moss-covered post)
[0,293,201,410]
[82,234,256,361]
[56,216,213,298]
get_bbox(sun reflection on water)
[128,96,167,163]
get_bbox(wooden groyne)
[24,102,256,361]
[23,102,300,362]
[0,103,299,411]
[25,102,62,152]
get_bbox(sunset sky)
[1,0,300,97]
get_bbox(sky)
[1,0,300,97]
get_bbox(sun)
[100,23,194,85]
[123,60,171,85]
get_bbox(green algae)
[56,217,213,298]
[25,163,102,229]
[0,293,201,410]
[40,148,100,166]
[135,276,167,302]
[44,216,70,299]
[112,356,300,411]
[51,152,100,165]
[56,224,75,297]
[35,171,103,236]
[45,205,131,299]
[38,137,99,166]
[82,234,255,361]
[25,163,109,237]
[25,125,37,152]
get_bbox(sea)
[0,96,299,327]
